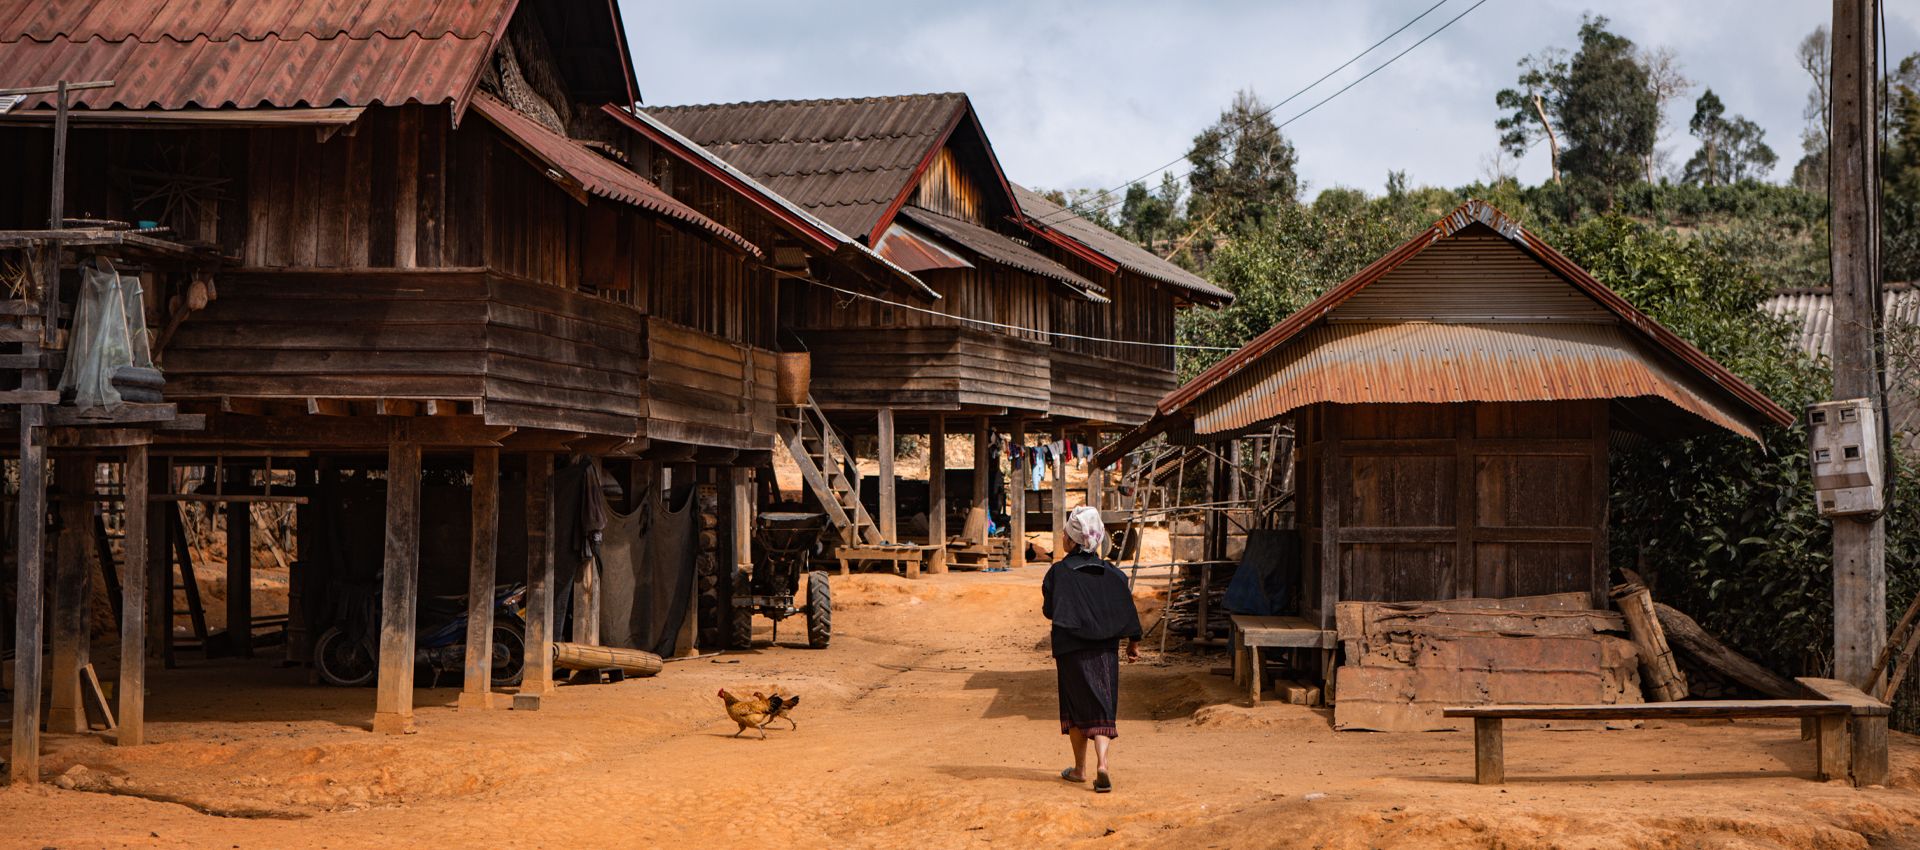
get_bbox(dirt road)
[5,568,1920,849]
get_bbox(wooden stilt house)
[646,94,1229,569]
[0,0,832,782]
[1098,200,1795,705]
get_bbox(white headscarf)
[1064,505,1106,552]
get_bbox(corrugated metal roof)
[471,94,758,257]
[0,0,516,111]
[1191,322,1762,441]
[1010,183,1232,304]
[1098,200,1793,463]
[645,94,967,240]
[876,221,972,273]
[899,207,1106,302]
[1761,284,1920,358]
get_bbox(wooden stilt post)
[1010,421,1027,567]
[972,418,990,549]
[515,453,555,710]
[731,466,754,589]
[877,408,896,544]
[459,447,499,711]
[146,455,167,665]
[373,438,422,734]
[117,444,149,745]
[671,463,698,658]
[1052,425,1067,559]
[9,444,47,784]
[50,454,93,734]
[927,414,947,574]
[225,467,253,659]
[1085,430,1105,515]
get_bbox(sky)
[625,1,1920,204]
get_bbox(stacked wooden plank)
[1333,592,1642,732]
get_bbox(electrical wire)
[1043,0,1490,226]
[1035,0,1454,225]
[775,270,1240,351]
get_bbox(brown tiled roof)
[900,207,1104,302]
[1011,183,1232,305]
[0,0,515,111]
[471,94,757,257]
[644,94,968,240]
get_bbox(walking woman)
[1043,505,1141,793]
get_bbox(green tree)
[1683,89,1778,185]
[1793,25,1832,194]
[1558,16,1659,206]
[1494,48,1570,183]
[1186,89,1298,236]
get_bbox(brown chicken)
[718,688,800,738]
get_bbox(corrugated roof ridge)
[0,30,497,44]
[647,92,966,113]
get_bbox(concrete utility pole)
[1829,0,1888,689]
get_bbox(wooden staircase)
[777,397,884,547]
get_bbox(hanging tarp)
[57,256,163,412]
[599,484,696,657]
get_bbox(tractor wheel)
[728,569,754,650]
[806,571,832,649]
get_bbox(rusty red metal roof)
[645,94,970,241]
[1098,200,1794,463]
[471,94,758,257]
[0,0,516,111]
[1011,183,1232,305]
[899,207,1105,302]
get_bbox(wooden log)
[1009,420,1026,568]
[514,453,556,709]
[459,447,499,711]
[117,444,149,745]
[552,642,662,676]
[49,454,93,734]
[1474,717,1504,784]
[877,408,896,544]
[373,439,422,734]
[1444,701,1849,720]
[225,473,253,659]
[927,414,947,574]
[1654,602,1800,698]
[1612,583,1688,701]
[1852,715,1890,787]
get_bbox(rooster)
[718,688,800,738]
[760,686,801,731]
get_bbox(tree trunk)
[1533,94,1561,185]
[1653,602,1800,698]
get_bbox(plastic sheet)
[59,257,132,411]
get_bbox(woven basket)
[552,642,663,676]
[776,352,811,406]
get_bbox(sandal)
[1093,771,1112,793]
[1060,767,1085,783]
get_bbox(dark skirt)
[1056,646,1120,738]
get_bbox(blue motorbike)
[313,582,527,688]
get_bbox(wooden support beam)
[116,444,149,745]
[927,414,947,574]
[1010,420,1027,568]
[146,454,168,666]
[459,447,499,711]
[225,470,253,659]
[1086,430,1105,514]
[372,439,422,734]
[49,454,93,734]
[972,418,990,548]
[731,466,753,588]
[877,408,896,544]
[1473,717,1505,784]
[514,453,555,710]
[1052,424,1067,560]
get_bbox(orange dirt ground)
[6,568,1920,849]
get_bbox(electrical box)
[1808,398,1884,516]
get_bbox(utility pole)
[1829,0,1888,689]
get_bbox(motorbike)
[313,581,528,689]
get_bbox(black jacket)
[1042,550,1143,656]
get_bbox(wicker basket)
[552,642,663,676]
[776,351,811,406]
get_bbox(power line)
[1037,0,1489,227]
[780,272,1240,351]
[1035,0,1453,226]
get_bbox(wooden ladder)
[776,396,884,547]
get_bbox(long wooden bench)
[1444,677,1889,787]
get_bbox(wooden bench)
[833,544,939,578]
[1443,677,1889,786]
[1230,614,1336,705]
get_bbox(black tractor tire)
[728,570,755,650]
[313,626,376,687]
[806,571,832,649]
[491,621,527,687]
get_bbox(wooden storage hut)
[0,0,824,782]
[646,94,1228,568]
[1100,200,1794,685]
